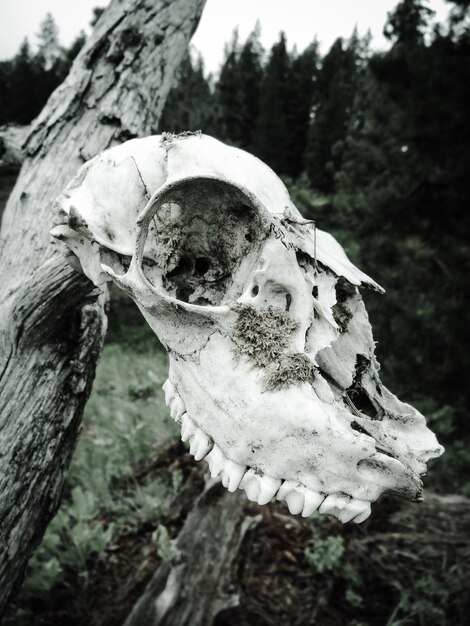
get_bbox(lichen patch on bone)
[265,353,317,390]
[232,304,299,367]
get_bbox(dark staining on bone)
[176,286,193,302]
[68,206,88,231]
[350,420,373,437]
[103,225,116,241]
[142,178,261,306]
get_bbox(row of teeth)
[163,379,371,524]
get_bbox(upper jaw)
[168,328,423,499]
[162,344,426,524]
[163,377,373,524]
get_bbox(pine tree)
[304,33,362,193]
[384,0,435,45]
[11,39,39,125]
[0,61,13,125]
[253,33,292,174]
[158,51,217,134]
[284,42,319,178]
[36,12,61,71]
[214,25,265,151]
[215,29,243,144]
[234,24,264,151]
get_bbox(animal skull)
[52,133,443,524]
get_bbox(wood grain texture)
[123,483,259,626]
[0,0,206,614]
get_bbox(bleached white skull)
[52,133,443,524]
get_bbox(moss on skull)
[265,353,317,390]
[232,304,316,390]
[232,304,299,368]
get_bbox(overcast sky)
[0,0,451,73]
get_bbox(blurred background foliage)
[1,1,469,624]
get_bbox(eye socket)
[139,178,262,306]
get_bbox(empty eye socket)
[139,178,262,306]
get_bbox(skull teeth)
[276,480,306,514]
[163,379,186,424]
[206,444,226,478]
[240,469,282,505]
[302,489,325,517]
[276,481,371,523]
[170,396,186,423]
[162,379,176,405]
[165,378,372,524]
[180,413,197,443]
[319,493,350,516]
[189,428,214,461]
[220,458,246,492]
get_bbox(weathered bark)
[0,0,206,614]
[124,483,260,626]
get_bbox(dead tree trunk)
[0,0,206,615]
[124,484,260,626]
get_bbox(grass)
[67,341,176,500]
